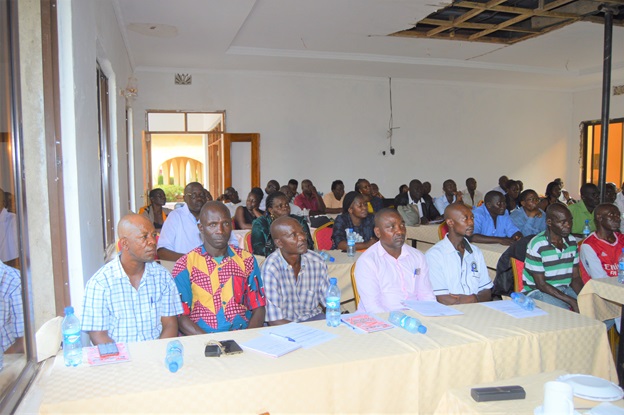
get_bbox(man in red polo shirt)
[294,179,326,216]
[579,203,624,284]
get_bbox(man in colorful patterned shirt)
[173,201,266,334]
[262,216,329,325]
[522,203,583,312]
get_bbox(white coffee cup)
[542,381,574,414]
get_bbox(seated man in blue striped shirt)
[522,203,583,312]
[82,214,183,344]
[262,216,330,325]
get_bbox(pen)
[269,333,296,342]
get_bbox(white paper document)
[402,300,464,317]
[480,300,547,318]
[241,335,301,358]
[267,322,337,348]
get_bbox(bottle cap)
[418,325,427,334]
[64,306,74,315]
[328,257,335,262]
[168,362,179,373]
[329,277,337,285]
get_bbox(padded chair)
[350,263,359,309]
[511,258,525,292]
[244,231,252,253]
[313,222,333,251]
[437,222,449,240]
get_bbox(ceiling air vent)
[175,73,192,85]
[614,85,624,96]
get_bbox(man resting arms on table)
[426,203,492,305]
[355,209,435,313]
[262,216,330,325]
[82,214,183,344]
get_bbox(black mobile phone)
[97,342,119,357]
[220,339,243,355]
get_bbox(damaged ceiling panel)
[392,0,624,45]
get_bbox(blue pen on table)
[269,333,296,343]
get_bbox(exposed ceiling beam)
[426,0,507,37]
[420,18,541,34]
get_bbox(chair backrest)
[244,231,252,253]
[313,222,333,251]
[350,263,359,309]
[511,258,525,292]
[438,222,449,240]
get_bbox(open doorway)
[142,110,260,208]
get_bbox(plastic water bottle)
[346,228,356,257]
[165,340,184,373]
[62,306,83,367]
[510,292,535,311]
[389,311,427,334]
[618,248,624,284]
[583,219,591,238]
[319,251,335,262]
[326,277,341,327]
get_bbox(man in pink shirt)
[354,209,435,313]
[294,179,326,216]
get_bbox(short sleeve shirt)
[0,262,24,352]
[522,230,578,292]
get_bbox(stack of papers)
[241,323,338,357]
[402,300,464,317]
[481,300,547,318]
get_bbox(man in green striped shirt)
[522,203,583,312]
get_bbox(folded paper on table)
[481,300,548,319]
[403,300,464,317]
[241,335,302,358]
[266,322,337,348]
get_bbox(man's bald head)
[118,213,157,263]
[594,203,621,233]
[270,215,300,239]
[270,215,308,255]
[199,200,231,223]
[118,213,153,239]
[444,203,474,238]
[374,208,401,227]
[545,202,569,221]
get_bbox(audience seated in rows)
[234,188,264,230]
[251,191,313,257]
[522,203,582,311]
[262,216,330,325]
[82,214,182,344]
[569,183,600,236]
[331,191,376,251]
[580,203,624,284]
[426,203,492,305]
[355,178,383,213]
[471,191,522,245]
[433,179,462,215]
[294,179,326,215]
[355,209,435,313]
[462,177,483,208]
[323,180,345,214]
[394,179,441,226]
[173,202,266,334]
[510,189,546,236]
[138,188,171,230]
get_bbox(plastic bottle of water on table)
[510,292,535,311]
[346,228,356,257]
[165,340,184,373]
[319,250,335,263]
[62,306,83,367]
[389,311,427,334]
[326,277,341,327]
[583,219,591,238]
[618,248,624,284]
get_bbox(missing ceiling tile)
[175,73,192,85]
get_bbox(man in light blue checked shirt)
[82,214,183,344]
[1,261,24,354]
[262,216,330,325]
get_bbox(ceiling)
[113,0,624,90]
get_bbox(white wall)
[133,70,575,201]
[58,0,132,313]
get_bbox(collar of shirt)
[372,240,408,260]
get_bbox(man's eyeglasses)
[185,193,205,200]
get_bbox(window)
[582,119,624,186]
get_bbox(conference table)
[578,277,624,386]
[406,225,508,278]
[38,302,615,414]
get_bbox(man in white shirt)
[0,189,18,266]
[434,179,463,214]
[462,177,484,208]
[492,175,508,194]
